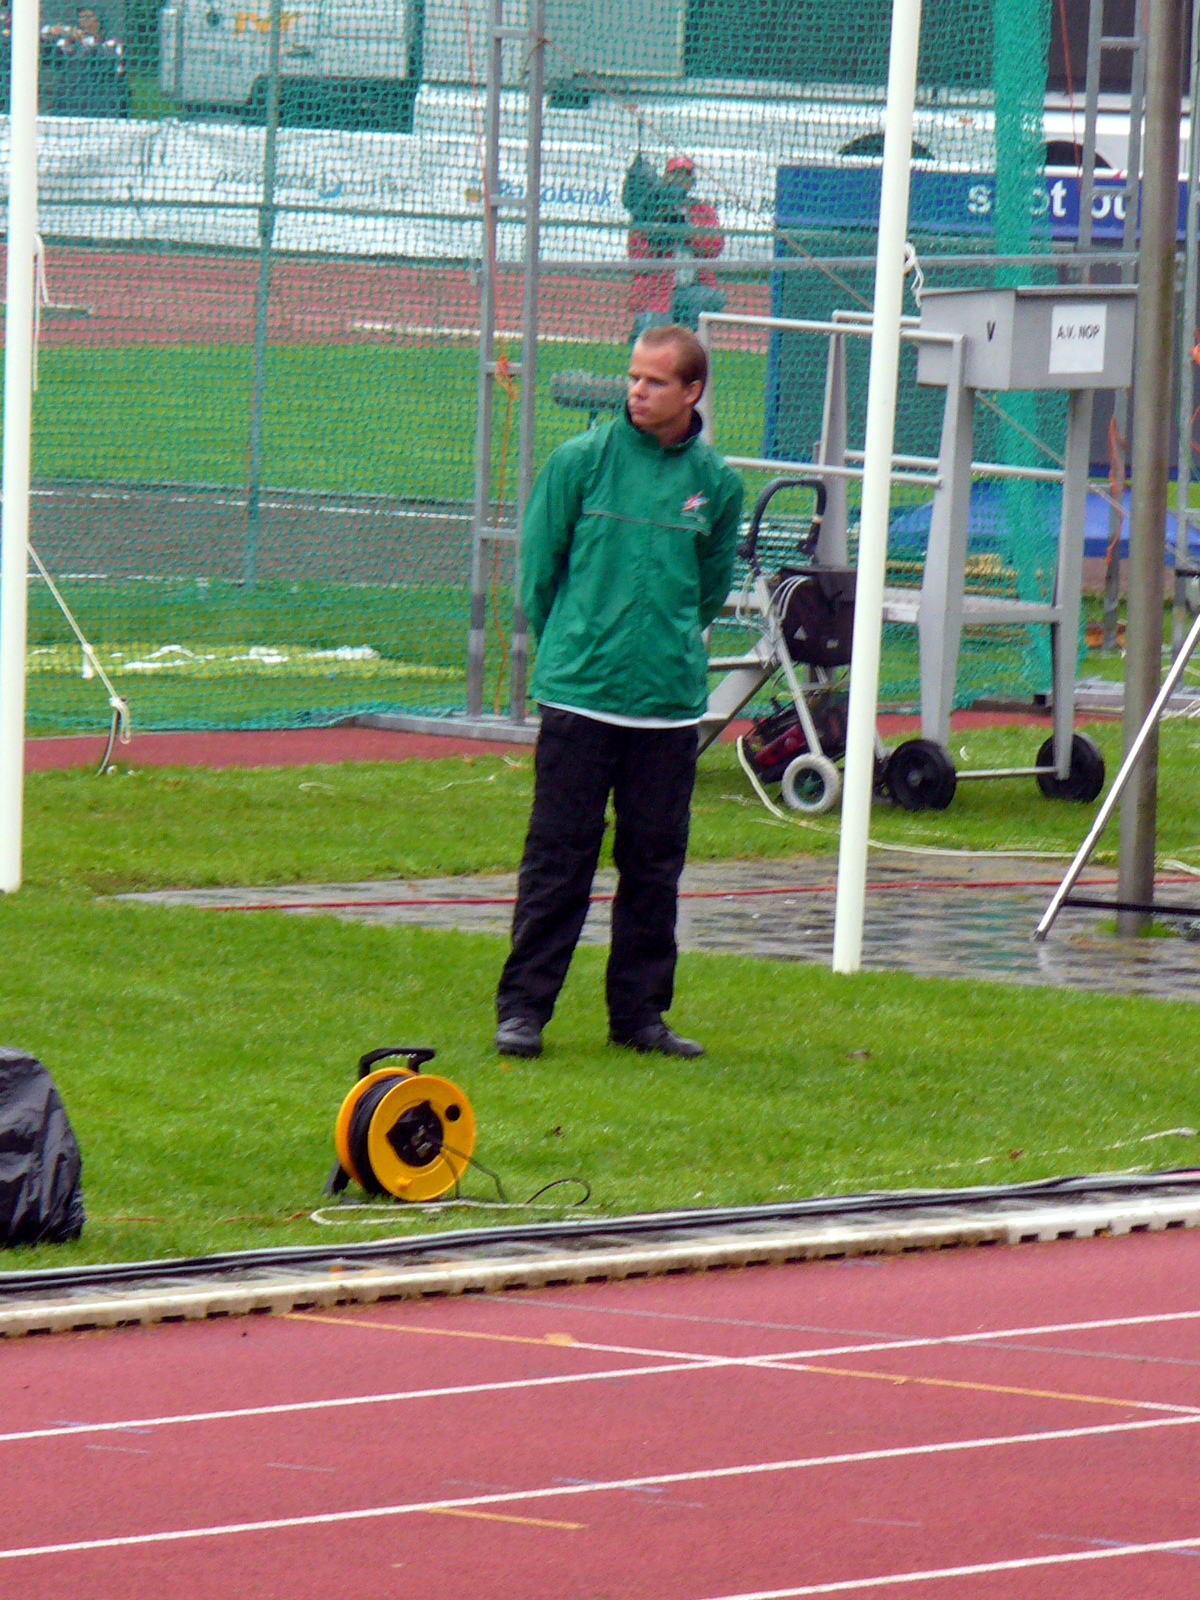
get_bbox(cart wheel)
[781,753,842,815]
[1035,734,1105,802]
[884,739,957,812]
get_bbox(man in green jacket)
[495,324,743,1059]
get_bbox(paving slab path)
[125,856,1200,1002]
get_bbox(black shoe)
[495,1016,543,1058]
[610,1021,704,1059]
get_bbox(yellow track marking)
[288,1311,577,1349]
[780,1360,1182,1413]
[289,1313,1181,1415]
[424,1508,583,1530]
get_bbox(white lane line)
[562,1307,1200,1369]
[8,1304,1200,1448]
[1,1414,1197,1563]
[0,1359,723,1446]
[694,1535,1200,1597]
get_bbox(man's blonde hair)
[635,325,708,393]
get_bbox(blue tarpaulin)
[887,483,1197,564]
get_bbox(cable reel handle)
[738,476,828,571]
[356,1046,437,1079]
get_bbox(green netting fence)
[3,0,1074,733]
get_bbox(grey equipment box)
[916,284,1137,393]
[907,279,1136,780]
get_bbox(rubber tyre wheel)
[884,739,957,812]
[1035,733,1105,802]
[780,752,842,815]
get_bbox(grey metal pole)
[1116,0,1186,935]
[510,0,544,723]
[1173,2,1200,654]
[245,0,283,588]
[466,0,505,720]
[1103,6,1148,651]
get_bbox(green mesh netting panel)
[6,0,1063,732]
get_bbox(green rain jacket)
[522,410,743,721]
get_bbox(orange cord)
[1105,413,1128,566]
[1055,0,1079,159]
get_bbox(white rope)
[902,240,925,307]
[830,1125,1198,1192]
[1160,858,1200,879]
[31,234,49,393]
[310,1199,595,1225]
[735,732,1077,860]
[27,542,131,748]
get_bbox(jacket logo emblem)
[682,494,708,514]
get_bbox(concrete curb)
[357,712,539,745]
[4,1189,1199,1339]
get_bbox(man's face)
[627,340,702,439]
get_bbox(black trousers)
[496,706,698,1035]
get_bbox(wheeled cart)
[699,287,1137,811]
[699,475,877,816]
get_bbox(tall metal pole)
[245,0,283,587]
[1116,0,1186,934]
[1173,1,1200,654]
[510,0,544,722]
[0,0,41,894]
[466,0,504,720]
[832,0,923,974]
[1103,5,1148,651]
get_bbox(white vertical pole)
[831,0,922,973]
[0,0,40,895]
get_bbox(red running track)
[2,1227,1199,1598]
[24,708,1102,772]
[24,725,534,771]
[25,247,774,349]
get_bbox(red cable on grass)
[211,875,1185,916]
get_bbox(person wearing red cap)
[622,153,725,340]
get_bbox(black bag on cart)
[0,1049,84,1245]
[774,566,857,669]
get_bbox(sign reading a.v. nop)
[1048,302,1108,374]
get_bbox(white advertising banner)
[0,93,781,260]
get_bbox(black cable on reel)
[328,1047,476,1202]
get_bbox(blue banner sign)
[776,165,1190,243]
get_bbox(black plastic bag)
[0,1049,84,1246]
[775,566,857,668]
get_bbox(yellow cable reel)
[328,1047,475,1203]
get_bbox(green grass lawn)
[25,579,474,734]
[32,341,770,500]
[4,724,1200,1273]
[23,338,786,731]
[23,336,1095,731]
[31,720,1200,897]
